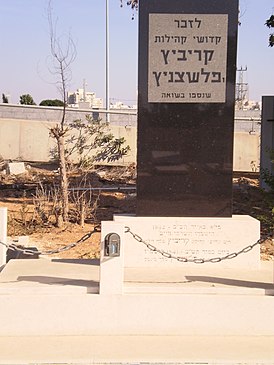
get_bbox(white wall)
[0,118,137,166]
[233,132,260,172]
[0,118,259,171]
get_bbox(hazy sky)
[0,0,273,105]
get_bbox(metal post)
[0,207,7,267]
[106,0,110,122]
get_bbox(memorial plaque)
[148,14,228,103]
[113,215,260,269]
[137,0,238,217]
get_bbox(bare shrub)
[69,175,100,226]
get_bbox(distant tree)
[47,0,76,223]
[120,0,138,18]
[2,93,8,103]
[120,0,138,10]
[265,14,274,47]
[20,94,36,105]
[39,99,64,107]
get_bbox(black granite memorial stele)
[137,0,239,217]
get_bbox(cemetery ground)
[0,162,273,262]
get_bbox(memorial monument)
[0,2,273,362]
[260,96,274,191]
[137,0,238,217]
[101,0,260,276]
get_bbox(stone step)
[0,259,273,296]
[0,259,273,338]
[123,263,274,295]
[0,335,274,364]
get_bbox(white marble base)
[104,215,261,269]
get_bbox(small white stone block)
[113,215,260,269]
[7,162,26,175]
[17,236,29,245]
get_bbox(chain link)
[1,223,270,263]
[125,226,269,264]
[0,225,101,257]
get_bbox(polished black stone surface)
[137,0,238,217]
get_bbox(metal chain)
[124,226,270,264]
[0,224,101,256]
[2,223,270,262]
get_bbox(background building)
[67,88,103,109]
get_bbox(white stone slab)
[0,260,273,338]
[0,258,99,295]
[16,235,29,245]
[113,215,260,269]
[1,335,274,364]
[6,162,26,175]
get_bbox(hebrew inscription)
[148,14,228,103]
[142,223,230,263]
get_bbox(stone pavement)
[0,259,273,364]
[0,258,273,295]
[0,335,274,364]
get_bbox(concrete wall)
[0,118,137,166]
[0,103,137,126]
[0,103,260,171]
[233,132,260,172]
[0,103,261,129]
